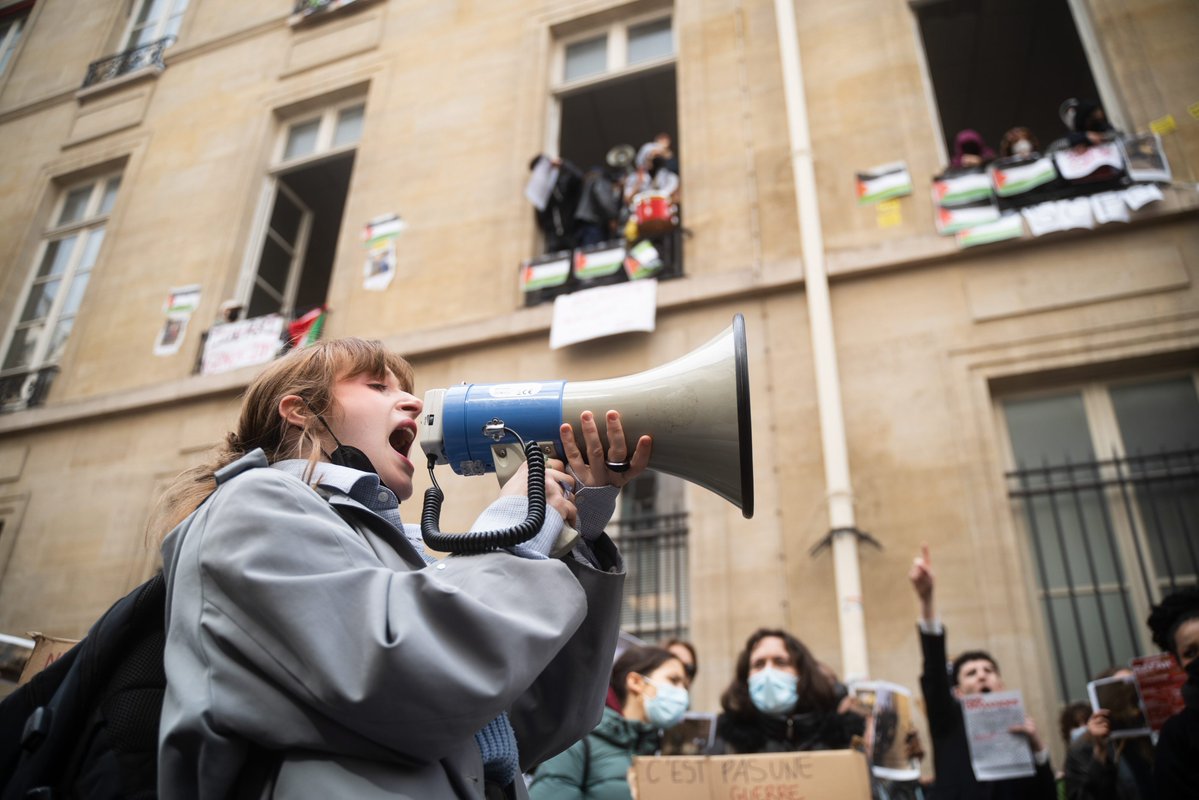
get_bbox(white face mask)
[1012,139,1033,156]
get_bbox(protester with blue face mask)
[710,628,865,755]
[529,646,688,800]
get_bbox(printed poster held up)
[961,690,1036,782]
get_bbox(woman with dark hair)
[1146,588,1199,797]
[529,645,689,799]
[711,628,865,754]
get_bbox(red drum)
[633,192,676,237]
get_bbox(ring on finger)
[605,459,631,473]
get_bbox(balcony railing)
[82,37,173,90]
[0,366,59,413]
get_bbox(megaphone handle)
[420,442,548,554]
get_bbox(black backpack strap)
[580,734,591,794]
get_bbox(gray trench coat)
[158,450,624,799]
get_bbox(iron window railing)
[1007,448,1199,700]
[608,511,690,643]
[82,36,172,89]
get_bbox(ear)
[626,671,647,699]
[279,395,309,428]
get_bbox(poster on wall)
[363,214,406,291]
[154,284,201,356]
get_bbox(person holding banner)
[1146,587,1199,798]
[151,338,652,799]
[908,545,1056,799]
[710,628,865,755]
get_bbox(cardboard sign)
[18,633,79,685]
[634,751,872,800]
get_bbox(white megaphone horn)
[418,314,754,519]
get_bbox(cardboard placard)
[18,633,79,685]
[634,750,873,800]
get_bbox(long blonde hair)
[149,338,414,542]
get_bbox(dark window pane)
[19,280,59,322]
[36,237,77,278]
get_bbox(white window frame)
[235,97,366,319]
[552,10,675,94]
[0,172,121,380]
[120,0,189,51]
[547,10,675,158]
[0,3,30,77]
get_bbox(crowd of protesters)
[520,541,1199,800]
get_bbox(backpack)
[0,573,166,800]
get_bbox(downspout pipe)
[772,0,870,680]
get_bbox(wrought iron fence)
[82,37,172,89]
[1007,448,1199,700]
[0,366,59,412]
[608,511,690,643]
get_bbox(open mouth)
[389,425,416,458]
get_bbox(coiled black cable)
[420,438,547,554]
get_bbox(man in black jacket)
[909,545,1057,800]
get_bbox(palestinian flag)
[521,254,571,292]
[991,157,1057,197]
[856,162,912,205]
[955,214,1024,248]
[288,307,326,348]
[624,240,663,280]
[935,203,1000,236]
[573,245,625,279]
[932,172,993,207]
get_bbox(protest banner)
[633,750,872,800]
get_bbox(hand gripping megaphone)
[417,314,754,553]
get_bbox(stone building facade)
[0,0,1196,767]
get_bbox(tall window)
[123,0,188,49]
[554,11,677,177]
[610,472,690,642]
[913,0,1103,156]
[1,173,121,405]
[239,98,364,321]
[0,2,31,77]
[1002,373,1199,701]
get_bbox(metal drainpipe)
[772,0,869,680]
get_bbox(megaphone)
[418,314,754,522]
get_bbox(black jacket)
[1154,705,1199,798]
[918,628,1056,800]
[711,706,863,755]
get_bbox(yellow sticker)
[1150,115,1177,136]
[876,199,902,229]
[1189,102,1199,122]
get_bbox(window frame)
[551,10,675,96]
[118,0,189,51]
[907,0,1127,167]
[995,369,1199,699]
[0,171,122,379]
[234,96,366,321]
[0,1,32,78]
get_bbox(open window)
[0,1,32,78]
[913,0,1104,158]
[523,8,680,306]
[122,0,188,50]
[237,97,363,322]
[0,171,122,410]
